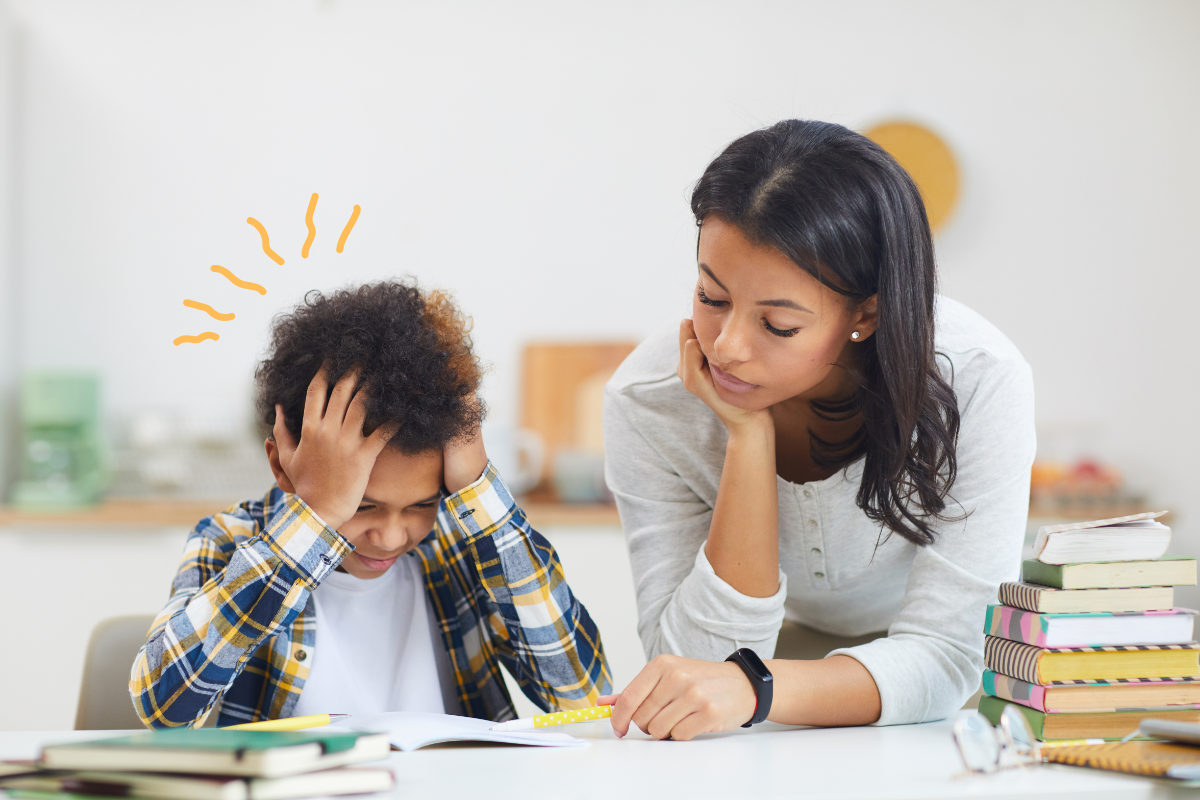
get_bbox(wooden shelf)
[0,498,622,529]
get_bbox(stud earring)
[851,331,860,341]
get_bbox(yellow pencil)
[490,705,612,731]
[223,713,349,731]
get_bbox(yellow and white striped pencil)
[490,705,613,731]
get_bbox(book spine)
[984,605,1050,647]
[998,582,1043,612]
[981,669,1047,712]
[985,636,1044,684]
[1022,559,1065,588]
[1045,747,1171,777]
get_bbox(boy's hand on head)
[442,394,488,495]
[272,368,396,531]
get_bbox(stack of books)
[978,511,1200,741]
[0,729,393,800]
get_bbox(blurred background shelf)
[0,498,622,528]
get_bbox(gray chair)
[75,615,156,730]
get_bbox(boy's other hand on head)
[266,367,397,531]
[442,394,488,494]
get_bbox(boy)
[130,281,611,727]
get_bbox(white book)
[1035,511,1171,565]
[335,711,588,751]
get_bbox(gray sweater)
[602,296,1035,726]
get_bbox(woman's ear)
[850,295,879,341]
[264,438,297,493]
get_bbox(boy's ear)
[264,438,297,493]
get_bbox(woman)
[600,120,1034,740]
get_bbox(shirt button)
[295,650,308,662]
[803,489,813,499]
[814,572,825,579]
[809,520,818,529]
[811,548,821,556]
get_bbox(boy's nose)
[369,515,410,553]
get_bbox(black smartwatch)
[726,647,773,727]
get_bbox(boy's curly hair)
[255,280,485,454]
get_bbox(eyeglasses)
[952,704,1042,774]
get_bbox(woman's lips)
[356,554,399,571]
[710,363,759,393]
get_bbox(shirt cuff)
[260,494,353,587]
[443,460,518,538]
[673,546,789,652]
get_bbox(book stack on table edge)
[977,511,1200,742]
[0,729,394,800]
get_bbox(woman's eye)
[697,288,727,307]
[763,319,799,338]
[356,504,375,513]
[414,501,438,510]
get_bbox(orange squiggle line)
[183,299,235,321]
[247,217,285,265]
[302,193,318,258]
[210,265,267,295]
[173,332,220,346]
[336,205,360,253]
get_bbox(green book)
[978,694,1200,741]
[1022,556,1197,590]
[38,730,390,779]
[1,765,394,800]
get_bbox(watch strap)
[726,647,773,727]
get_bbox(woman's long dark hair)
[691,119,960,546]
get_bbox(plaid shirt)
[130,463,611,728]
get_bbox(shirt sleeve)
[129,495,351,728]
[443,462,613,711]
[604,384,788,664]
[827,355,1036,725]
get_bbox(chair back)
[75,614,156,730]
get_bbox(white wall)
[4,4,1199,577]
[0,1,17,495]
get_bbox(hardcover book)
[983,636,1200,685]
[978,695,1200,741]
[997,582,1174,614]
[38,730,391,779]
[1021,556,1197,590]
[983,605,1196,648]
[982,669,1200,713]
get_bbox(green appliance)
[12,373,106,509]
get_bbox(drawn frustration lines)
[173,332,220,346]
[183,299,235,321]
[210,265,267,294]
[337,205,361,253]
[303,193,318,258]
[247,217,285,265]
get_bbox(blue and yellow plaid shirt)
[130,463,611,728]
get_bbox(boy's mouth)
[356,554,399,571]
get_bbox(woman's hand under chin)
[677,319,772,435]
[599,654,758,741]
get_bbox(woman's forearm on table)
[765,655,882,726]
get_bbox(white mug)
[481,423,545,497]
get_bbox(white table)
[0,722,1187,800]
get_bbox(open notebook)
[333,712,588,751]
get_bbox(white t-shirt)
[292,553,460,717]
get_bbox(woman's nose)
[713,315,753,364]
